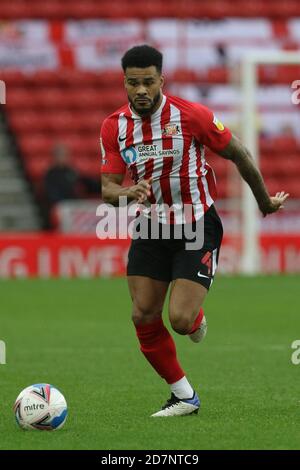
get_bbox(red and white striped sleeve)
[100,118,126,174]
[189,103,232,153]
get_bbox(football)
[14,384,68,431]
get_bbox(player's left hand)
[261,191,290,216]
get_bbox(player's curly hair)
[121,45,163,73]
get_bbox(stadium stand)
[0,10,299,229]
[0,0,300,19]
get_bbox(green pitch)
[0,275,299,450]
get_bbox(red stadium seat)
[0,0,31,19]
[0,0,300,19]
[170,69,198,83]
[25,155,53,180]
[207,67,229,84]
[30,70,63,87]
[72,155,100,176]
[60,70,96,86]
[9,109,106,134]
[271,136,300,153]
[258,65,300,85]
[62,1,108,19]
[3,28,298,216]
[287,179,300,198]
[8,111,45,133]
[65,89,114,109]
[6,89,36,109]
[0,70,25,86]
[19,135,53,158]
[94,90,126,110]
[30,1,68,19]
[96,71,124,87]
[259,137,300,154]
[60,135,99,157]
[34,89,68,109]
[46,112,76,132]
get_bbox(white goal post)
[240,51,300,274]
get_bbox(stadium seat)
[259,136,300,154]
[170,69,198,83]
[0,0,30,19]
[1,0,300,19]
[72,156,99,176]
[2,11,298,214]
[34,89,68,109]
[61,135,98,156]
[287,179,300,198]
[30,70,63,86]
[96,71,124,87]
[19,135,53,158]
[25,155,53,180]
[6,89,36,109]
[0,70,25,86]
[207,67,229,84]
[8,111,45,133]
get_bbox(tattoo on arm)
[101,173,130,205]
[219,134,270,211]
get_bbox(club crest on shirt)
[162,122,181,136]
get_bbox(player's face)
[124,66,164,116]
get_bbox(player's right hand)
[128,178,152,203]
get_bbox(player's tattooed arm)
[218,134,289,216]
[101,173,152,205]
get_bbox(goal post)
[240,51,300,274]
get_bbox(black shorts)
[127,205,223,290]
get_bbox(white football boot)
[151,391,200,417]
[189,315,207,343]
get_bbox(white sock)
[170,376,194,399]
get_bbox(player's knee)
[170,312,194,335]
[131,304,162,326]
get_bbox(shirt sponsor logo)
[121,147,138,164]
[121,145,179,164]
[162,122,181,136]
[213,115,225,131]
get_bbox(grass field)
[0,275,299,450]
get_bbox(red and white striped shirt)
[100,94,232,223]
